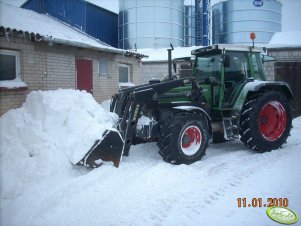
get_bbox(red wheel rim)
[181,126,202,156]
[259,101,287,141]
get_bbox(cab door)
[194,54,223,109]
[222,51,249,108]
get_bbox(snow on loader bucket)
[77,129,124,168]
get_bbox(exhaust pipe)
[167,43,174,80]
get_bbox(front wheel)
[158,113,209,164]
[240,91,292,152]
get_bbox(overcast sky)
[1,0,300,31]
[279,0,301,31]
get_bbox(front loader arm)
[114,78,195,156]
[76,78,200,168]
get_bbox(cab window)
[252,53,265,80]
[194,54,221,83]
[224,51,249,85]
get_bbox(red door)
[76,59,93,94]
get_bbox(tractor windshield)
[194,54,221,83]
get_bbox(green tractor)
[78,44,294,168]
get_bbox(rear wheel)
[240,91,292,152]
[158,113,209,164]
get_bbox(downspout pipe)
[43,36,123,54]
[43,36,148,58]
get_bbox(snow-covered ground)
[0,90,300,226]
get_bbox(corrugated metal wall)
[86,3,118,48]
[44,0,86,31]
[22,0,118,47]
[22,0,43,13]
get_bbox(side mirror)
[223,54,230,67]
[261,54,276,64]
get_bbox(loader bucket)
[77,129,124,168]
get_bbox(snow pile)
[0,89,117,203]
[137,115,152,129]
[100,99,111,111]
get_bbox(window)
[224,51,249,82]
[0,49,20,81]
[98,59,108,75]
[252,53,265,80]
[194,54,221,83]
[119,64,130,83]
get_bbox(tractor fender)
[233,80,294,112]
[172,106,212,135]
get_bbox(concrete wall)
[0,36,141,115]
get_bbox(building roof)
[0,2,146,58]
[139,44,264,63]
[0,0,25,7]
[268,31,301,49]
[138,46,200,63]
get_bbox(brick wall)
[45,51,76,90]
[92,53,118,103]
[0,88,27,115]
[263,61,275,81]
[115,54,142,85]
[141,62,169,84]
[0,36,141,115]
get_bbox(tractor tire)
[240,91,292,152]
[158,113,209,164]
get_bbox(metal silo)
[184,5,196,46]
[119,0,184,49]
[212,0,282,45]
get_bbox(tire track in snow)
[3,144,163,226]
[2,137,298,226]
[159,146,291,225]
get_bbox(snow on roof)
[0,0,25,7]
[86,0,119,14]
[268,31,301,48]
[138,46,200,63]
[0,3,123,53]
[138,44,263,62]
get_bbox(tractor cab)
[192,44,265,109]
